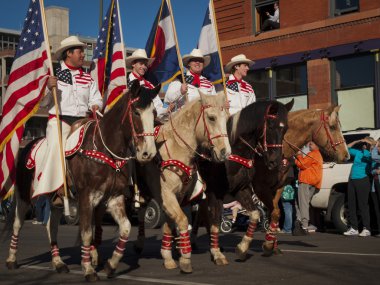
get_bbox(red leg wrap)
[81,245,91,263]
[161,234,173,251]
[246,221,258,238]
[210,232,219,249]
[10,234,18,250]
[269,222,279,233]
[51,244,60,257]
[176,231,192,255]
[115,235,128,255]
[265,233,277,242]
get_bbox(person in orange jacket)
[293,141,323,235]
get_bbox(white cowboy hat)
[125,49,155,69]
[224,54,255,73]
[182,49,210,68]
[54,36,86,59]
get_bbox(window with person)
[333,0,359,16]
[253,0,280,35]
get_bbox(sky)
[0,0,210,53]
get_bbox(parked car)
[311,128,380,233]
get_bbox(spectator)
[343,139,372,237]
[256,2,280,35]
[293,141,323,236]
[279,161,296,234]
[369,138,380,237]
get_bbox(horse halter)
[312,111,345,151]
[121,96,155,145]
[262,104,283,152]
[194,104,228,147]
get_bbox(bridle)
[312,111,345,151]
[121,96,155,145]
[167,104,228,161]
[194,104,228,147]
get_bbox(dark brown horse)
[193,105,349,265]
[5,80,160,281]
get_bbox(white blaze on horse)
[5,80,159,282]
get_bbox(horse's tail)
[1,139,38,238]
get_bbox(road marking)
[281,249,380,257]
[21,265,214,285]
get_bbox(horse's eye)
[208,116,216,122]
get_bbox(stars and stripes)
[0,0,50,198]
[145,0,181,86]
[185,74,213,89]
[91,0,126,111]
[227,79,254,94]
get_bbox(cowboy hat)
[225,54,255,73]
[182,49,210,67]
[54,36,86,59]
[125,49,155,69]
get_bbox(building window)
[275,64,308,110]
[253,0,280,34]
[333,0,359,16]
[246,69,269,101]
[335,53,374,90]
[335,53,376,130]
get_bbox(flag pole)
[210,0,227,94]
[166,0,185,84]
[40,0,70,216]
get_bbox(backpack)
[281,185,295,201]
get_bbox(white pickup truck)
[311,128,380,232]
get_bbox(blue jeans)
[35,195,50,224]
[282,200,293,232]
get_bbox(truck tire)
[331,195,348,233]
[144,199,165,229]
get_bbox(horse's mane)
[228,101,288,144]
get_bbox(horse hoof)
[214,257,229,266]
[85,272,99,282]
[273,248,283,255]
[262,244,274,257]
[6,261,18,270]
[179,258,192,274]
[163,259,178,270]
[103,261,116,278]
[55,263,70,273]
[235,247,247,261]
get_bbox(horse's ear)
[129,79,141,99]
[285,98,294,112]
[199,90,206,102]
[268,101,279,115]
[325,104,340,126]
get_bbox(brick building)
[215,0,380,131]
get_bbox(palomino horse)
[133,91,231,273]
[193,100,293,264]
[194,105,349,265]
[5,80,160,281]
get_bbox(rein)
[262,104,283,151]
[312,111,345,151]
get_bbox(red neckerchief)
[228,75,247,89]
[132,72,154,89]
[189,70,201,87]
[65,63,83,76]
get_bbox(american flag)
[91,0,127,111]
[0,0,50,198]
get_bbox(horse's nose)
[142,152,152,160]
[220,148,229,159]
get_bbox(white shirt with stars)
[226,74,256,115]
[41,61,103,117]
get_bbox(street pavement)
[0,221,380,285]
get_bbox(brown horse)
[193,105,349,264]
[130,91,231,273]
[5,80,160,281]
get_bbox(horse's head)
[196,91,231,162]
[260,99,293,170]
[125,80,160,162]
[312,105,349,162]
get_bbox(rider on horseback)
[35,36,103,203]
